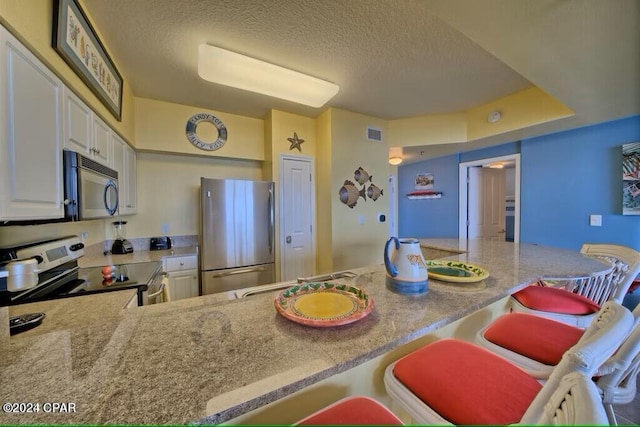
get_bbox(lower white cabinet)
[163,255,199,301]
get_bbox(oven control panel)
[11,236,84,273]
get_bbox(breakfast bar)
[0,239,610,425]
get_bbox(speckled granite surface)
[0,239,610,424]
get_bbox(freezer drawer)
[202,263,275,295]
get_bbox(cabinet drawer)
[163,255,197,272]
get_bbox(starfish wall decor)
[287,132,305,152]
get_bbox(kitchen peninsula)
[0,239,610,425]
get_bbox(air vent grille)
[366,127,382,142]
[80,155,118,179]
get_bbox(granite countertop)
[0,239,610,424]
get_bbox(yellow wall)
[264,110,317,279]
[316,109,333,274]
[388,112,467,147]
[465,86,574,140]
[0,0,135,143]
[121,152,263,239]
[330,109,389,271]
[134,97,264,159]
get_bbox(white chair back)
[515,372,608,425]
[519,301,634,424]
[580,243,640,305]
[594,303,640,424]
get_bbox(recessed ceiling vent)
[366,127,382,142]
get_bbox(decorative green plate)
[425,260,489,283]
[274,282,373,327]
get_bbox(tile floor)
[613,375,640,425]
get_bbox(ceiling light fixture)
[487,111,502,123]
[198,44,339,108]
[389,157,403,166]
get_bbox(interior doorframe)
[458,153,521,242]
[278,153,317,280]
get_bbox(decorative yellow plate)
[274,283,374,327]
[426,260,490,283]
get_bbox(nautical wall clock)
[185,113,228,151]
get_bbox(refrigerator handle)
[212,266,267,278]
[268,187,274,255]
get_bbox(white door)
[280,155,315,281]
[468,167,506,240]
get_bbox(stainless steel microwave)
[63,150,119,221]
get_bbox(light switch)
[589,215,602,227]
[358,215,365,225]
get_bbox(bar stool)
[475,303,640,379]
[383,302,632,425]
[511,243,640,327]
[294,396,403,425]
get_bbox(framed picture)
[623,142,640,215]
[415,173,434,190]
[52,0,123,121]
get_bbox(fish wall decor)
[367,183,384,201]
[339,180,366,208]
[354,167,373,185]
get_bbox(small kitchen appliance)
[150,236,172,251]
[111,220,133,254]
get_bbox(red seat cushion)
[512,285,600,315]
[392,339,541,425]
[297,396,403,425]
[484,313,584,365]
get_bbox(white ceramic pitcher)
[384,237,428,294]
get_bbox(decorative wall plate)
[426,260,489,283]
[274,283,373,327]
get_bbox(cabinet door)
[124,144,137,213]
[62,87,92,154]
[111,133,126,213]
[167,270,199,301]
[92,114,111,166]
[0,26,64,220]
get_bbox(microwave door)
[79,169,118,219]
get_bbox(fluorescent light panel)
[198,44,339,108]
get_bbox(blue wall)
[398,115,640,250]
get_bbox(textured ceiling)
[82,0,532,120]
[82,0,640,161]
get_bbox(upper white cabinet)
[92,114,111,166]
[62,86,111,167]
[0,25,64,220]
[112,133,137,215]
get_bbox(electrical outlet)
[589,215,602,227]
[81,231,89,241]
[358,215,365,225]
[161,223,169,234]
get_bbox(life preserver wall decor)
[186,113,228,151]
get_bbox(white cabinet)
[163,255,199,301]
[62,87,112,167]
[92,114,111,166]
[0,25,64,220]
[112,133,137,215]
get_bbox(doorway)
[458,154,520,242]
[279,154,316,281]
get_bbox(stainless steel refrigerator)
[199,177,275,295]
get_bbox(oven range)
[0,236,162,307]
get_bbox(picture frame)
[415,173,434,190]
[52,0,123,121]
[622,142,640,215]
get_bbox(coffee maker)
[111,220,133,254]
